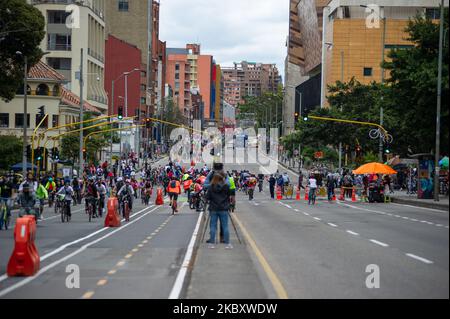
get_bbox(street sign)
[314,151,324,159]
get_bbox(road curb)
[390,197,449,212]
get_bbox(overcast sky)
[159,0,289,75]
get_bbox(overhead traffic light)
[145,118,151,129]
[118,106,123,120]
[36,148,42,161]
[294,112,300,123]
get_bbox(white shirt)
[308,178,318,189]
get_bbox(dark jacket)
[206,182,230,212]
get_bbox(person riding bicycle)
[96,179,107,217]
[183,175,193,200]
[142,178,153,204]
[17,183,37,218]
[308,174,318,205]
[85,177,99,217]
[19,173,38,195]
[35,180,48,220]
[45,177,57,207]
[72,176,82,205]
[228,173,236,210]
[0,176,14,219]
[167,176,181,213]
[57,180,74,217]
[118,179,134,212]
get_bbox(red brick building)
[105,35,144,117]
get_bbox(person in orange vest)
[167,176,182,212]
[183,176,193,201]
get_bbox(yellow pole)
[308,115,389,136]
[83,125,145,148]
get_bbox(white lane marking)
[303,212,310,216]
[394,215,401,218]
[402,217,409,220]
[406,253,434,264]
[370,239,389,247]
[327,223,338,227]
[436,224,443,227]
[410,218,418,222]
[0,204,155,283]
[169,209,204,299]
[313,217,321,221]
[0,206,160,298]
[346,230,359,236]
[391,203,447,213]
[294,209,299,212]
[285,205,292,209]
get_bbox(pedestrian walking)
[268,175,276,199]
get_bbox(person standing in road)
[298,172,305,190]
[268,174,276,199]
[205,172,232,249]
[308,175,318,205]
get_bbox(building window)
[425,8,440,19]
[118,0,129,11]
[47,10,70,24]
[36,84,50,96]
[140,97,146,104]
[35,114,48,128]
[52,115,59,128]
[175,73,180,80]
[141,84,146,92]
[363,67,373,76]
[175,64,180,71]
[175,82,180,89]
[47,57,71,70]
[0,113,9,128]
[47,34,72,51]
[15,114,30,128]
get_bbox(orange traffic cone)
[352,187,357,202]
[338,187,345,201]
[332,193,337,201]
[304,186,309,201]
[155,188,164,206]
[296,186,301,201]
[105,197,121,228]
[276,186,282,200]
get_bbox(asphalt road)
[0,152,448,298]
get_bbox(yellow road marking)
[116,260,126,266]
[138,244,144,248]
[142,240,148,244]
[97,279,107,286]
[125,254,133,259]
[233,215,289,299]
[82,291,95,299]
[132,248,139,252]
[108,269,117,275]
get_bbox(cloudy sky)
[159,0,289,76]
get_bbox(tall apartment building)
[283,0,329,135]
[222,61,281,108]
[166,44,214,120]
[322,0,447,99]
[105,0,166,116]
[31,0,108,113]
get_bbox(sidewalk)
[185,212,269,299]
[278,160,449,212]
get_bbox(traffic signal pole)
[31,113,48,174]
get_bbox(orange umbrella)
[353,162,397,175]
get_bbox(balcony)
[87,48,104,63]
[47,43,71,51]
[31,0,105,21]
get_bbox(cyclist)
[308,174,318,205]
[143,178,153,205]
[56,180,74,217]
[19,173,38,195]
[167,176,181,213]
[183,175,193,200]
[115,177,124,197]
[17,183,37,218]
[96,179,107,217]
[228,173,236,211]
[85,177,99,218]
[45,177,56,207]
[246,174,257,200]
[118,179,134,215]
[0,176,14,222]
[35,180,48,220]
[72,176,82,205]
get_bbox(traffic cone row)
[296,186,301,201]
[155,187,164,205]
[304,186,309,201]
[104,197,121,228]
[352,187,357,202]
[338,187,345,201]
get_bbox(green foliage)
[0,135,23,169]
[383,10,449,155]
[363,151,379,164]
[237,88,283,130]
[0,0,45,101]
[161,98,187,137]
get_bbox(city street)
[0,156,448,299]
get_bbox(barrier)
[304,186,309,201]
[276,186,282,201]
[7,216,40,277]
[296,186,301,201]
[104,197,121,228]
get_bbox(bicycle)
[54,194,64,215]
[229,196,236,213]
[61,200,71,223]
[121,196,131,222]
[0,200,11,230]
[85,197,97,222]
[170,194,178,215]
[98,194,105,218]
[308,188,317,205]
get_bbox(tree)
[383,10,449,155]
[0,0,45,101]
[0,135,23,170]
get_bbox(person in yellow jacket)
[36,181,48,219]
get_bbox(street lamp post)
[434,0,444,202]
[16,51,28,177]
